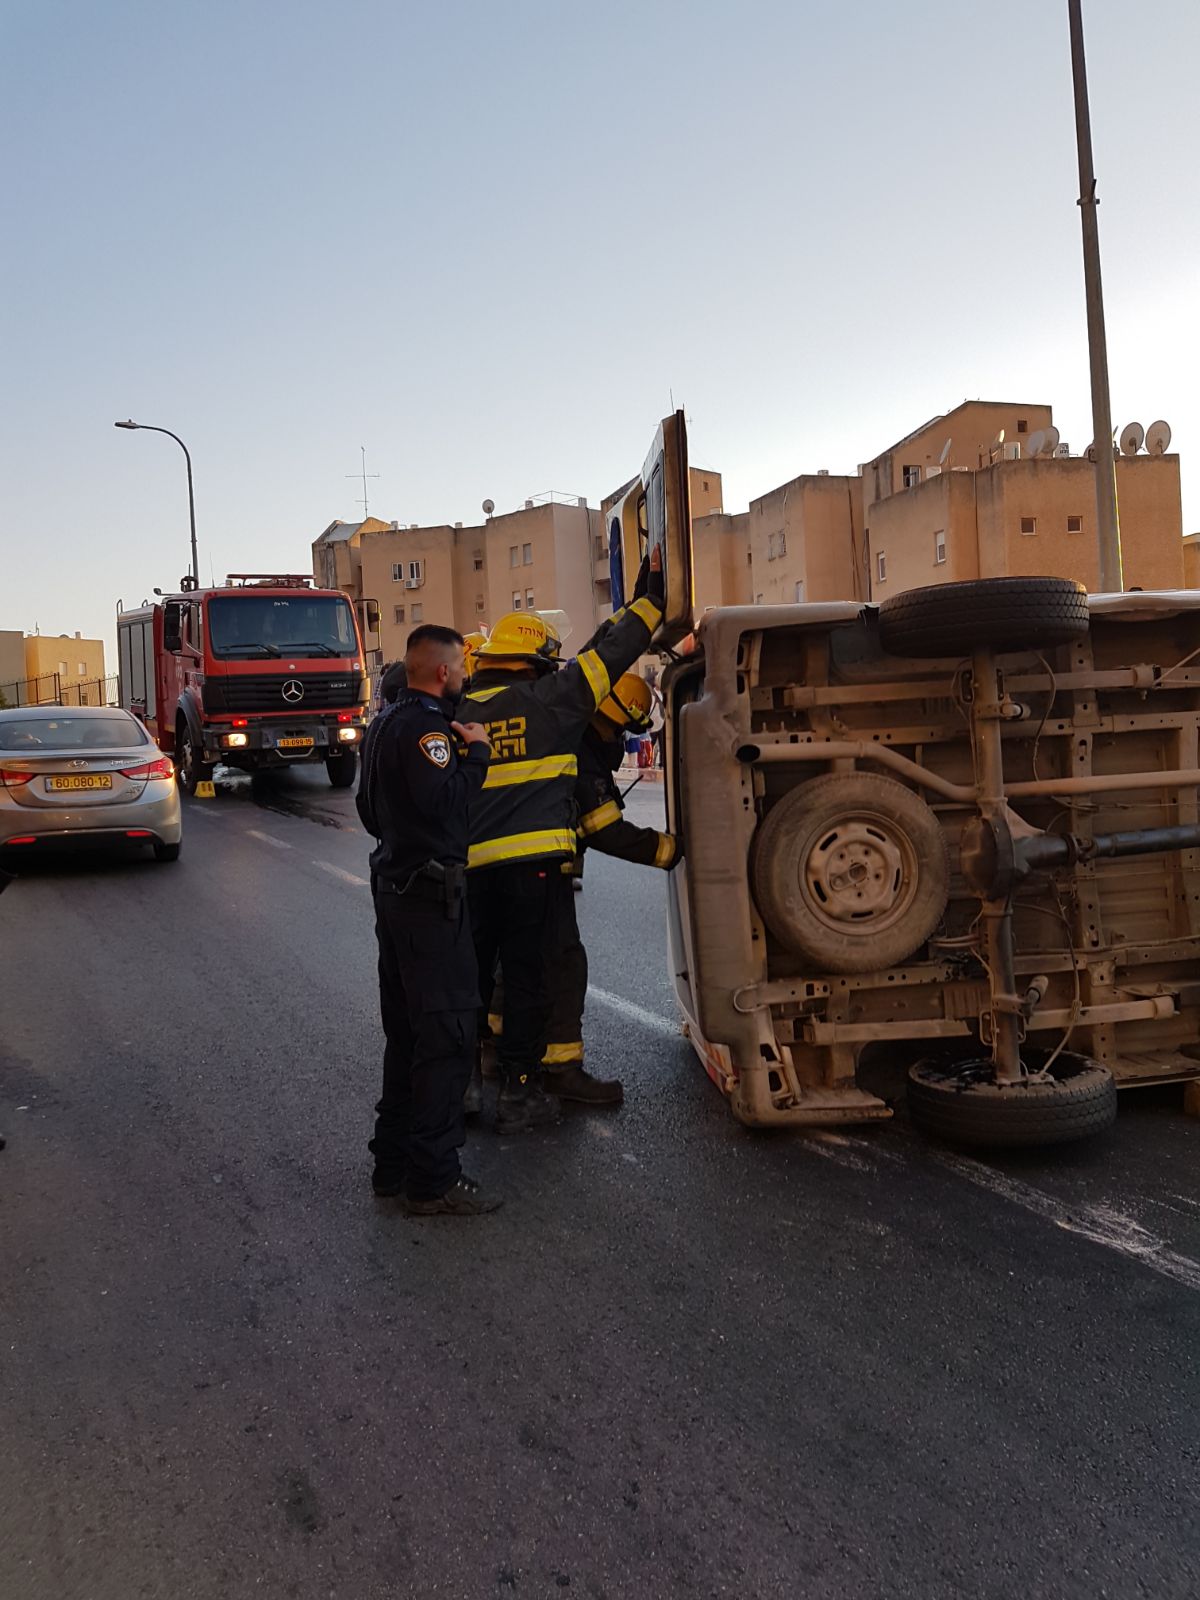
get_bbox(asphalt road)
[3,763,1200,1599]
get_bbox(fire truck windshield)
[207,595,357,659]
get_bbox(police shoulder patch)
[418,731,451,768]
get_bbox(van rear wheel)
[750,772,950,974]
[877,576,1089,659]
[907,1051,1117,1148]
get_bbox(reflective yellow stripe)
[482,754,577,790]
[578,799,621,836]
[468,828,578,869]
[578,649,610,708]
[543,1041,584,1065]
[654,832,676,870]
[464,686,508,704]
[630,597,663,631]
[487,1012,504,1036]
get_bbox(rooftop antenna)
[346,446,380,519]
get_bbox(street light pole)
[1067,0,1123,593]
[114,420,200,588]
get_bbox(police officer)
[463,552,665,1133]
[357,624,500,1216]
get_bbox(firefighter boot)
[495,1076,563,1134]
[543,1062,624,1106]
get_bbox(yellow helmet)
[473,611,562,672]
[463,630,488,678]
[597,671,654,731]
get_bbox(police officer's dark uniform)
[357,678,493,1212]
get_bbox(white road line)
[247,829,291,850]
[315,861,369,887]
[934,1152,1200,1295]
[587,985,681,1041]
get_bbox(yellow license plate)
[277,737,314,750]
[46,774,112,792]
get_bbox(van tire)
[750,772,950,974]
[907,1051,1117,1148]
[877,576,1090,659]
[326,749,358,788]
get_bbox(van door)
[610,411,695,648]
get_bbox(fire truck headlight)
[223,732,249,748]
[337,726,360,743]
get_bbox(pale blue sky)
[4,0,1198,657]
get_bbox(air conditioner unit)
[1003,442,1022,461]
[405,577,423,590]
[1055,442,1071,457]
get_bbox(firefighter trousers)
[487,869,585,1065]
[371,888,479,1200]
[468,862,557,1084]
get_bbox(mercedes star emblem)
[281,679,304,703]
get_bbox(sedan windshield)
[208,596,357,659]
[0,714,147,751]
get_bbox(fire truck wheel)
[877,576,1089,659]
[175,721,214,797]
[907,1050,1117,1148]
[326,749,358,788]
[750,772,949,974]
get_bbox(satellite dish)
[1041,425,1060,457]
[1026,429,1046,459]
[938,438,952,465]
[1120,421,1145,456]
[481,498,495,516]
[1146,420,1172,455]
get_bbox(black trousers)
[544,874,587,1064]
[469,862,558,1085]
[371,888,479,1200]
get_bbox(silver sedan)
[0,705,182,862]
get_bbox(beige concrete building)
[315,501,608,667]
[22,633,107,703]
[861,401,1183,597]
[0,630,25,698]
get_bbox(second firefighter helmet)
[597,672,654,732]
[462,629,488,679]
[473,610,562,672]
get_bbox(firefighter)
[463,552,665,1133]
[462,630,488,682]
[491,673,681,1103]
[357,624,500,1216]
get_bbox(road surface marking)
[247,829,291,850]
[934,1152,1200,1294]
[316,861,370,887]
[587,985,680,1041]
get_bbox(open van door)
[608,410,695,649]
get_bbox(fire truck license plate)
[46,774,112,792]
[277,737,314,750]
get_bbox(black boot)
[495,1078,563,1133]
[543,1063,624,1106]
[405,1175,503,1216]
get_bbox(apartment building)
[314,500,607,666]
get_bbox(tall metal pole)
[114,421,199,586]
[1067,0,1122,592]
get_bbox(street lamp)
[114,419,200,589]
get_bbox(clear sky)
[4,0,1198,659]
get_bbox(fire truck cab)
[117,575,375,791]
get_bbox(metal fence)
[0,673,119,710]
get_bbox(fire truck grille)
[203,673,364,714]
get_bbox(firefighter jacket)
[575,724,679,870]
[462,596,662,871]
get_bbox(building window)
[408,560,422,582]
[902,465,921,488]
[794,581,806,603]
[410,603,423,623]
[476,599,485,611]
[391,562,404,582]
[509,545,519,568]
[522,543,533,566]
[767,530,787,561]
[77,661,86,675]
[473,555,484,571]
[512,591,523,610]
[934,530,946,565]
[393,605,405,625]
[702,479,710,491]
[755,593,764,605]
[525,589,535,609]
[1020,516,1037,536]
[1067,514,1083,533]
[876,552,887,584]
[58,659,68,676]
[1017,419,1028,434]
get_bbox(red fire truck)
[117,575,378,792]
